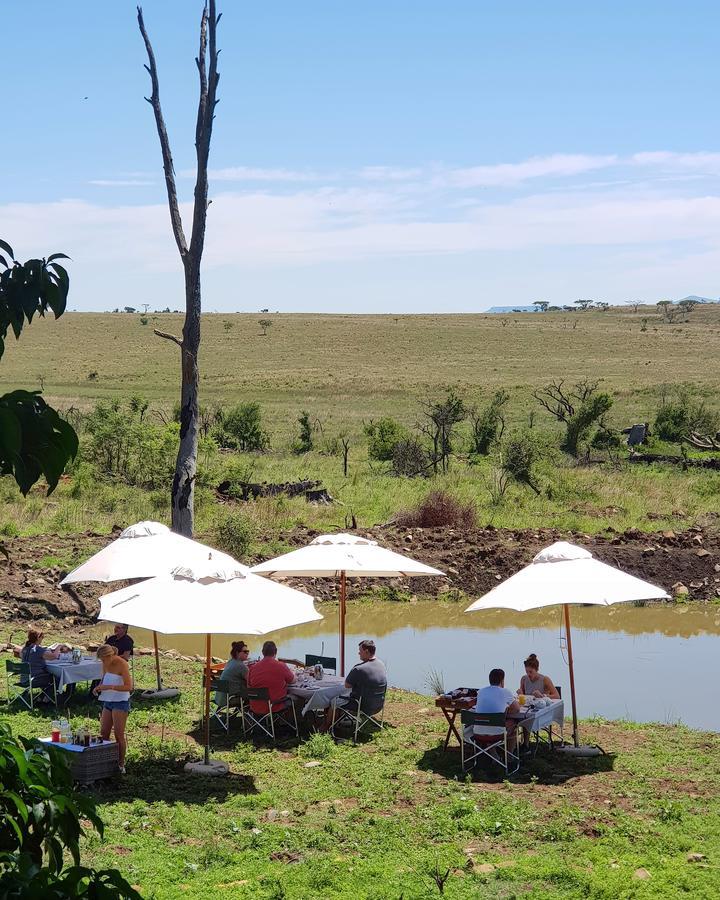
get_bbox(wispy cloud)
[89,179,155,187]
[197,166,322,182]
[439,154,619,188]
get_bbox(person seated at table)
[214,640,251,707]
[474,668,520,751]
[320,639,387,732]
[14,628,62,703]
[105,623,134,661]
[519,653,560,700]
[247,640,296,714]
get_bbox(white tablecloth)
[511,699,564,735]
[46,660,103,690]
[288,674,348,714]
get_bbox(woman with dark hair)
[214,640,251,706]
[519,653,559,700]
[16,628,62,702]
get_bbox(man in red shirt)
[247,640,296,714]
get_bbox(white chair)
[460,710,519,775]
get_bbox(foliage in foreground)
[0,722,139,898]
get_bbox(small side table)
[39,739,119,784]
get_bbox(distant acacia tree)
[258,318,272,336]
[533,301,550,312]
[574,299,594,311]
[137,2,221,537]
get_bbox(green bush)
[655,393,718,442]
[501,430,543,493]
[0,722,139,897]
[292,410,313,454]
[212,510,255,560]
[469,389,509,456]
[214,402,269,452]
[364,417,408,462]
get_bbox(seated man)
[247,640,295,715]
[473,668,521,751]
[321,639,387,731]
[106,623,134,661]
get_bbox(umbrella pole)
[152,631,162,691]
[563,604,579,747]
[204,634,211,766]
[339,571,347,677]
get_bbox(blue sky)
[3,1,720,312]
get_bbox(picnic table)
[46,658,103,691]
[436,689,564,751]
[288,672,348,715]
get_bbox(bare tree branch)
[154,328,183,347]
[137,6,189,260]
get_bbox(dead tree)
[137,3,220,536]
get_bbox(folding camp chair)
[203,675,233,733]
[330,685,387,742]
[304,654,337,675]
[460,710,520,775]
[237,686,299,742]
[6,660,57,711]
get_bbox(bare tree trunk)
[138,2,220,536]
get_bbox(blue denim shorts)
[102,700,130,713]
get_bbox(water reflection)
[120,601,719,732]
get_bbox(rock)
[303,760,322,768]
[672,582,689,596]
[714,564,720,572]
[137,648,154,656]
[476,863,495,874]
[662,530,676,540]
[633,868,651,880]
[642,547,655,556]
[695,548,711,557]
[687,853,706,863]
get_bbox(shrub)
[654,392,718,442]
[0,722,139,897]
[214,402,269,451]
[213,511,255,559]
[395,490,476,528]
[391,438,429,477]
[469,390,509,456]
[501,430,542,494]
[292,410,313,454]
[364,417,407,461]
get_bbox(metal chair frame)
[204,675,234,732]
[6,660,57,710]
[330,685,387,742]
[304,654,337,675]
[460,710,520,775]
[236,686,299,742]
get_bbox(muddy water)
[126,602,720,731]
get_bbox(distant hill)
[674,295,715,304]
[486,305,538,313]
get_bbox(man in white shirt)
[474,668,520,750]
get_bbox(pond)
[126,601,720,731]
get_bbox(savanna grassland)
[1,304,720,543]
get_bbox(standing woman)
[93,644,133,773]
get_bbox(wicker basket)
[40,740,119,783]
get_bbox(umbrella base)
[184,759,229,777]
[139,687,181,701]
[556,745,604,758]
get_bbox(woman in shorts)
[93,644,133,773]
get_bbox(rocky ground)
[0,523,718,628]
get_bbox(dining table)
[436,688,564,752]
[46,657,103,691]
[288,670,348,715]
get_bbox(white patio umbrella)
[465,541,669,747]
[251,533,445,674]
[98,557,322,769]
[61,521,238,692]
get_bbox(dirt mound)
[2,523,716,627]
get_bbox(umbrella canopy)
[99,557,322,767]
[251,533,444,674]
[251,532,445,579]
[98,558,323,634]
[465,541,668,747]
[465,541,669,612]
[61,520,237,585]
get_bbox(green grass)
[3,306,720,539]
[2,648,720,898]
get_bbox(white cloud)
[440,154,619,188]
[198,166,321,182]
[88,179,155,187]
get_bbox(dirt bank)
[1,523,718,626]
